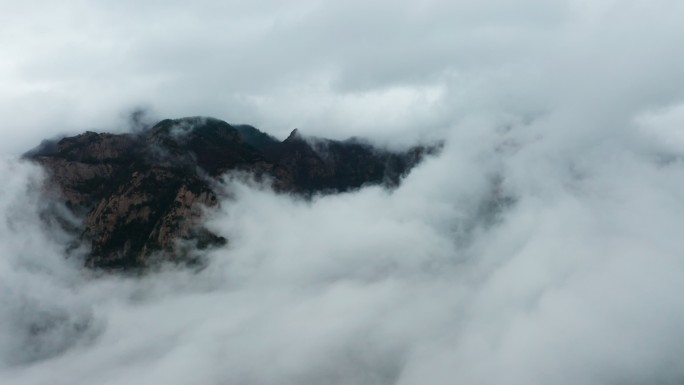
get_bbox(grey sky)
[5,0,682,153]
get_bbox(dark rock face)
[26,117,436,270]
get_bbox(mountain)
[25,117,438,271]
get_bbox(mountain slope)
[26,117,437,270]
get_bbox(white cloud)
[2,0,684,384]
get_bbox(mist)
[3,0,684,384]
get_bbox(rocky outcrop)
[26,117,437,270]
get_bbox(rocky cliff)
[26,117,436,270]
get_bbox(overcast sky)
[3,1,684,384]
[2,0,682,154]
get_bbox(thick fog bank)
[3,0,684,383]
[3,103,684,384]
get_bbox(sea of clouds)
[2,0,684,384]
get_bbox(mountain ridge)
[26,117,439,271]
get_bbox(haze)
[2,0,684,384]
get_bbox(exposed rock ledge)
[25,117,437,271]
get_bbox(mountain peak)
[27,117,438,271]
[285,128,302,142]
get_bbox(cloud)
[2,0,684,384]
[4,0,665,151]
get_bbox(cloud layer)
[3,0,681,153]
[3,0,684,384]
